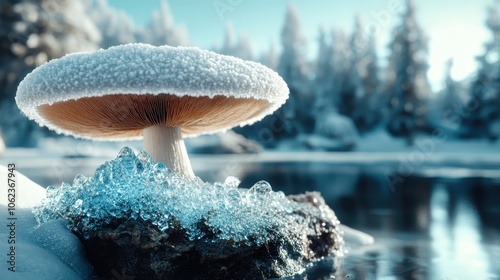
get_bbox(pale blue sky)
[107,0,493,91]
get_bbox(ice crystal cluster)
[34,147,304,244]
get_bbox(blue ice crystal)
[33,147,312,245]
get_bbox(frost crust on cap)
[16,44,289,139]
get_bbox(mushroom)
[15,44,289,179]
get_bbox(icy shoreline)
[5,148,500,171]
[4,145,500,195]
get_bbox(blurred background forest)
[2,0,500,153]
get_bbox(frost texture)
[33,147,315,245]
[16,44,289,139]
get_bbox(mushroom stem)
[143,125,195,179]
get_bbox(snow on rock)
[16,43,289,138]
[340,225,374,246]
[316,112,359,144]
[28,220,94,278]
[302,112,358,151]
[186,130,262,154]
[356,128,408,152]
[0,166,92,280]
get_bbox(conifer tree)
[385,0,431,145]
[0,0,100,146]
[141,0,188,46]
[276,4,313,136]
[460,0,500,140]
[88,0,136,48]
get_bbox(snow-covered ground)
[0,166,93,280]
[357,129,500,153]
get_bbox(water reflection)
[431,183,483,278]
[207,162,500,279]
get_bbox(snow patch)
[300,112,358,151]
[0,165,46,209]
[0,166,92,280]
[187,130,262,154]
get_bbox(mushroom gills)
[37,94,270,138]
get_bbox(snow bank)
[186,130,262,154]
[0,165,46,209]
[340,225,374,246]
[0,166,92,280]
[301,112,358,151]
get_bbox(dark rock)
[78,192,343,280]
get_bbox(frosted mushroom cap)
[15,43,289,140]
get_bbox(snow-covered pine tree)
[339,16,366,120]
[385,0,431,145]
[460,0,500,140]
[314,26,335,110]
[331,16,382,134]
[218,22,235,56]
[276,4,313,137]
[438,59,464,126]
[87,0,136,48]
[313,26,359,128]
[0,0,100,146]
[217,22,254,60]
[141,0,188,47]
[234,34,253,61]
[352,29,382,134]
[236,4,312,145]
[259,43,278,70]
[329,29,350,111]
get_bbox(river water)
[234,162,500,280]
